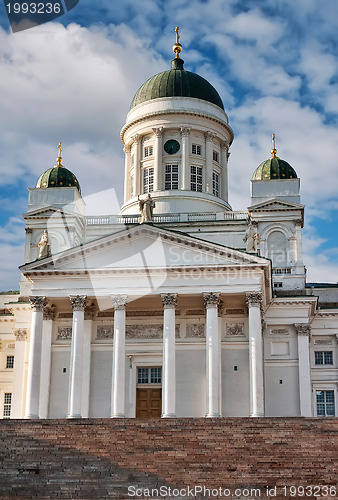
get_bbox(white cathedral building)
[0,32,337,420]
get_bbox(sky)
[0,0,338,291]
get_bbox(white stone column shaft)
[123,145,131,203]
[296,324,312,417]
[82,307,94,418]
[152,128,163,191]
[246,292,264,417]
[111,295,127,418]
[12,329,28,418]
[203,292,221,417]
[181,128,190,190]
[67,295,86,419]
[295,220,303,265]
[24,227,33,263]
[25,296,46,419]
[220,141,229,201]
[39,307,55,418]
[161,294,177,418]
[133,135,141,196]
[205,132,215,194]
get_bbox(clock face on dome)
[164,139,180,155]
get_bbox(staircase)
[0,418,337,499]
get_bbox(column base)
[161,413,176,418]
[249,412,265,417]
[67,414,82,419]
[24,414,39,419]
[110,413,125,418]
[206,413,221,418]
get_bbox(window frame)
[165,164,179,190]
[212,171,219,197]
[316,390,335,417]
[3,392,12,419]
[143,167,154,194]
[213,150,219,163]
[144,146,153,158]
[191,165,203,192]
[192,144,202,156]
[137,367,162,386]
[314,351,333,365]
[6,355,14,369]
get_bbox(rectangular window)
[212,172,219,197]
[3,393,12,419]
[192,144,202,155]
[6,356,14,369]
[191,166,203,192]
[315,351,333,365]
[213,150,219,163]
[137,367,162,385]
[316,390,335,416]
[143,167,154,193]
[144,146,153,158]
[165,164,179,190]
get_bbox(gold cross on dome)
[271,133,277,158]
[57,142,63,166]
[175,26,180,45]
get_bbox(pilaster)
[203,292,221,417]
[205,132,215,194]
[161,293,177,418]
[181,127,190,190]
[123,144,131,203]
[111,294,128,418]
[295,323,312,417]
[152,128,163,191]
[12,329,28,418]
[220,141,229,201]
[246,292,264,417]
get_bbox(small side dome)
[252,134,297,180]
[36,143,81,193]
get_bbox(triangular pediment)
[249,198,304,211]
[23,206,77,219]
[21,224,270,273]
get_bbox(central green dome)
[130,58,224,110]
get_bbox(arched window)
[267,231,287,267]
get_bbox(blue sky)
[0,0,338,290]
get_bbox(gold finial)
[173,26,182,59]
[271,133,277,158]
[57,142,63,166]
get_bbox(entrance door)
[136,388,162,418]
[136,367,162,418]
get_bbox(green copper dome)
[36,143,81,193]
[130,58,224,110]
[252,156,297,180]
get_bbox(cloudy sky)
[0,0,338,290]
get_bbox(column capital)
[29,296,47,312]
[13,328,28,341]
[132,134,141,144]
[111,294,128,310]
[25,227,33,234]
[161,293,177,309]
[43,306,55,321]
[123,144,131,154]
[69,295,87,312]
[220,140,229,150]
[205,131,216,142]
[180,127,191,137]
[203,292,220,309]
[246,292,263,308]
[295,219,303,227]
[295,324,311,337]
[152,127,164,138]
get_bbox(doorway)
[136,367,162,418]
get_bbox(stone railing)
[86,211,248,226]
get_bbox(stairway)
[0,418,337,499]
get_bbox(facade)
[1,34,338,420]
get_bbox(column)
[180,127,190,190]
[220,141,229,201]
[39,307,55,418]
[203,292,221,417]
[246,292,264,417]
[82,304,94,418]
[12,329,28,418]
[123,145,131,203]
[24,227,33,263]
[152,128,163,191]
[111,294,128,418]
[67,295,86,419]
[132,134,141,196]
[25,296,46,419]
[295,324,312,417]
[205,132,215,194]
[295,219,303,265]
[161,293,177,418]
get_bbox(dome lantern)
[252,134,297,180]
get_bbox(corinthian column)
[203,292,221,417]
[220,141,229,201]
[205,132,215,194]
[180,127,190,190]
[295,324,312,416]
[111,294,128,418]
[152,128,163,191]
[132,134,141,196]
[246,292,264,417]
[25,296,46,419]
[123,144,131,203]
[161,293,177,417]
[68,295,87,419]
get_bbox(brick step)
[0,418,337,499]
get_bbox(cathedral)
[0,30,337,420]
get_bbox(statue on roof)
[37,230,51,258]
[138,194,155,223]
[244,224,259,253]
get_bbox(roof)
[36,165,81,193]
[130,58,224,110]
[252,156,297,180]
